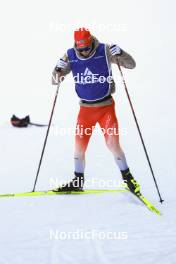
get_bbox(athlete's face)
[79,49,91,57]
[76,42,92,57]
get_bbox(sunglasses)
[77,45,92,52]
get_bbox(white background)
[0,0,176,263]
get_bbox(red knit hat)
[74,28,92,48]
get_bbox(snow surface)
[0,123,176,264]
[0,0,176,263]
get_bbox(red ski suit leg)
[74,100,128,173]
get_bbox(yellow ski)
[0,189,128,198]
[125,187,161,215]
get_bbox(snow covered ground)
[0,0,176,263]
[0,119,175,264]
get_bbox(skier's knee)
[106,140,123,156]
[74,152,85,160]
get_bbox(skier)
[52,27,140,193]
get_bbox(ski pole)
[32,84,60,192]
[116,59,164,203]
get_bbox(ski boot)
[53,172,84,192]
[121,168,140,194]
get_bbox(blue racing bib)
[67,43,112,101]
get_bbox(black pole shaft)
[117,60,164,203]
[32,85,60,192]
